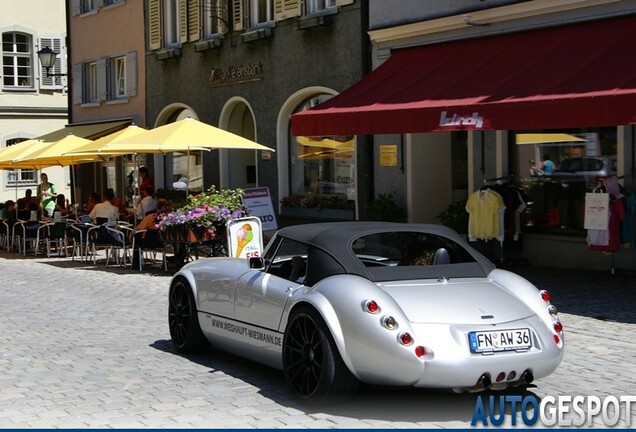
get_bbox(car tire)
[283,306,358,403]
[168,277,210,354]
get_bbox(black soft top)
[274,222,495,284]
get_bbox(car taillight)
[554,335,560,345]
[539,290,551,302]
[398,332,413,346]
[364,300,379,314]
[415,346,426,358]
[553,321,563,333]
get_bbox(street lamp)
[37,46,67,77]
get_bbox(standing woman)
[37,172,57,217]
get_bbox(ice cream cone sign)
[235,224,253,257]
[228,217,263,259]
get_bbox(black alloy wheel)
[283,307,358,403]
[168,278,210,353]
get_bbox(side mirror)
[249,256,265,270]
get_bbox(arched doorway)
[219,98,258,189]
[154,105,202,193]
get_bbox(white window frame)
[113,56,126,99]
[5,139,38,186]
[162,0,180,47]
[203,0,225,38]
[250,0,273,27]
[85,61,98,102]
[2,32,33,89]
[305,0,336,14]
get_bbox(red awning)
[291,15,636,136]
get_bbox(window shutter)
[95,0,104,8]
[72,63,83,104]
[335,0,354,5]
[188,0,200,42]
[126,51,137,97]
[232,0,245,31]
[71,0,81,16]
[148,0,162,50]
[96,58,107,102]
[39,37,65,90]
[274,0,300,21]
[179,0,189,43]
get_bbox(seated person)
[402,241,435,266]
[84,192,100,215]
[54,194,71,217]
[107,188,129,221]
[89,190,119,224]
[22,189,35,210]
[131,199,168,268]
[1,200,16,220]
[288,256,307,283]
[135,186,157,221]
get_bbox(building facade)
[291,0,636,271]
[144,0,369,222]
[68,0,146,207]
[0,0,68,204]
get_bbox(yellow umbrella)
[7,134,99,169]
[92,117,273,153]
[65,124,148,157]
[516,133,586,145]
[296,135,353,149]
[0,139,46,168]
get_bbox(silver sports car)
[168,222,564,402]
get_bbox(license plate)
[468,328,531,353]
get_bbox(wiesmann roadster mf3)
[168,222,564,402]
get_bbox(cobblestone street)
[0,252,635,428]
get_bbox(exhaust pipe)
[521,370,534,384]
[479,373,492,389]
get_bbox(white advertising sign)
[243,187,278,231]
[584,192,609,230]
[227,217,264,259]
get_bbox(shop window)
[513,127,618,233]
[2,32,33,89]
[289,95,356,211]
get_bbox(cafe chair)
[13,220,42,256]
[131,229,167,271]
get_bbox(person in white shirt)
[89,190,119,224]
[135,186,157,221]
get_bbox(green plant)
[367,193,403,222]
[436,200,468,234]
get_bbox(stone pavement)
[0,251,635,428]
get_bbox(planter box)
[280,207,354,220]
[162,224,224,243]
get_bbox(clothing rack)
[589,175,635,279]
